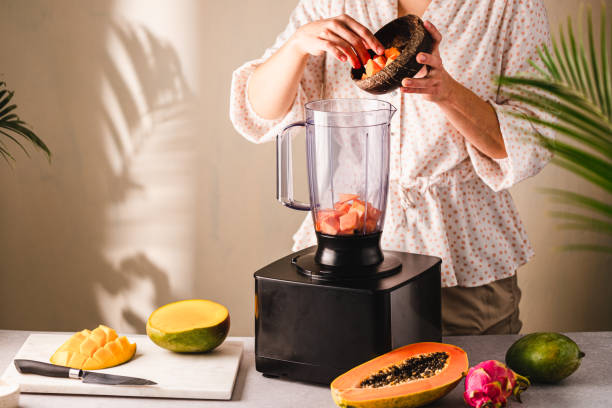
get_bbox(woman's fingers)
[401,77,440,89]
[400,85,439,95]
[423,20,442,54]
[320,31,362,68]
[417,52,443,69]
[319,39,347,62]
[329,20,372,64]
[338,14,385,55]
[423,21,442,42]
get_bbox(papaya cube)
[334,202,352,214]
[350,200,366,219]
[339,211,358,233]
[367,205,382,223]
[384,47,401,60]
[337,193,359,203]
[317,209,342,222]
[365,59,382,77]
[373,55,387,69]
[365,218,378,233]
[348,209,364,230]
[320,215,340,235]
[385,57,395,68]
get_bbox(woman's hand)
[290,14,385,69]
[400,21,507,159]
[400,21,458,103]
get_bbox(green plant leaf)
[0,104,17,119]
[0,129,30,157]
[587,7,605,110]
[0,121,51,157]
[502,92,612,150]
[0,145,15,163]
[540,188,612,218]
[558,244,612,252]
[560,22,583,91]
[550,156,612,194]
[0,92,14,113]
[600,3,611,119]
[550,211,612,233]
[506,110,612,157]
[499,77,610,124]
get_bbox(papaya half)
[331,342,468,408]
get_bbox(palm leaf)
[498,4,612,253]
[550,211,612,234]
[558,244,612,252]
[0,82,51,163]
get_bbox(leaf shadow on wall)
[0,5,200,334]
[91,20,200,333]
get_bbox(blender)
[254,99,441,384]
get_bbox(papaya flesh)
[50,325,136,370]
[361,47,400,79]
[331,342,468,408]
[314,194,382,236]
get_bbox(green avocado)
[505,332,585,383]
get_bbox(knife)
[14,359,157,385]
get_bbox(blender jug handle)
[277,121,311,211]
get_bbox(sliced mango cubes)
[360,47,400,80]
[50,325,136,370]
[315,194,381,236]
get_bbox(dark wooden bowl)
[351,15,433,95]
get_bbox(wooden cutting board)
[1,333,243,400]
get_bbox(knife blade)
[14,359,157,385]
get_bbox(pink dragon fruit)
[464,360,530,408]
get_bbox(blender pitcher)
[277,99,397,270]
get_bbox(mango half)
[50,325,136,370]
[146,299,230,353]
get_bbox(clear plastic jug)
[277,99,396,266]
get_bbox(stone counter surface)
[1,330,610,407]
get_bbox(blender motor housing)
[254,245,442,384]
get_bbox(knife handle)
[14,359,82,378]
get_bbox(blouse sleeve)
[229,0,328,144]
[467,0,554,192]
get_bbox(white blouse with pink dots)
[230,0,553,287]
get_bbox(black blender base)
[257,356,341,384]
[254,247,442,385]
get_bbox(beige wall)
[0,0,610,336]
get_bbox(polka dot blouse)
[230,0,553,287]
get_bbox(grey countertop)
[1,330,610,407]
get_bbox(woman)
[230,0,552,335]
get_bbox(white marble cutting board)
[1,333,243,400]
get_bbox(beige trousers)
[441,274,522,336]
